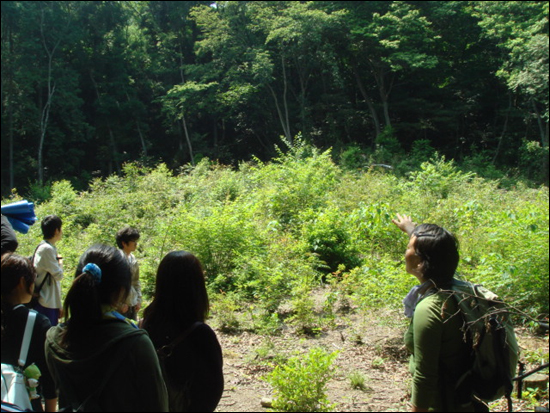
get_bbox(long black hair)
[142,251,209,337]
[1,253,36,339]
[411,224,460,287]
[62,244,131,346]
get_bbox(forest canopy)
[1,1,549,196]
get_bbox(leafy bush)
[5,141,548,320]
[251,137,339,229]
[408,155,476,199]
[338,144,368,170]
[347,202,403,257]
[265,347,338,412]
[168,201,263,293]
[233,235,321,313]
[301,207,362,273]
[343,258,417,310]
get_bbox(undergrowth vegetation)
[6,139,549,330]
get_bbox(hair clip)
[83,263,102,284]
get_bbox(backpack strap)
[157,322,203,359]
[15,307,37,368]
[32,241,52,293]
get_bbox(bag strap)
[35,273,51,294]
[158,322,203,359]
[31,241,45,263]
[17,309,37,368]
[32,241,52,292]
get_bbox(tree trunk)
[544,122,549,186]
[181,115,195,166]
[136,121,148,157]
[372,66,393,131]
[493,93,513,164]
[9,106,14,190]
[38,7,62,186]
[281,54,292,143]
[38,83,55,186]
[379,75,392,130]
[354,68,381,143]
[213,121,218,155]
[532,100,549,185]
[108,128,120,174]
[268,84,291,141]
[178,50,195,166]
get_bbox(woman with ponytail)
[1,253,57,411]
[44,244,168,411]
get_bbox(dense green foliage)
[265,347,339,412]
[6,142,549,324]
[1,1,549,196]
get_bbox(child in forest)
[32,215,64,326]
[115,227,142,320]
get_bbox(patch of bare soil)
[214,307,549,413]
[215,307,411,412]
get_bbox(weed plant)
[5,138,549,324]
[264,347,338,412]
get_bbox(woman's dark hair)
[411,224,460,286]
[115,227,140,249]
[41,215,62,239]
[143,251,209,335]
[62,244,131,346]
[1,253,36,339]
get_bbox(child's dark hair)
[142,251,209,335]
[411,224,460,287]
[41,215,62,239]
[1,253,36,339]
[62,244,131,346]
[115,227,140,249]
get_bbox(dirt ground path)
[213,308,549,412]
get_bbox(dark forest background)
[1,1,548,197]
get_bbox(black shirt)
[1,215,19,255]
[146,322,224,412]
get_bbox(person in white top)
[33,215,64,326]
[116,227,142,320]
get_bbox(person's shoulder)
[11,305,49,324]
[1,215,12,227]
[36,241,54,254]
[416,291,447,313]
[128,253,139,266]
[416,289,459,319]
[34,310,53,330]
[193,323,221,344]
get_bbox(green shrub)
[344,258,417,310]
[408,155,476,199]
[265,347,338,412]
[233,235,321,313]
[5,142,547,319]
[349,371,368,391]
[251,137,339,228]
[168,201,263,293]
[287,285,323,336]
[347,201,402,257]
[211,292,242,333]
[339,145,368,170]
[301,207,362,273]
